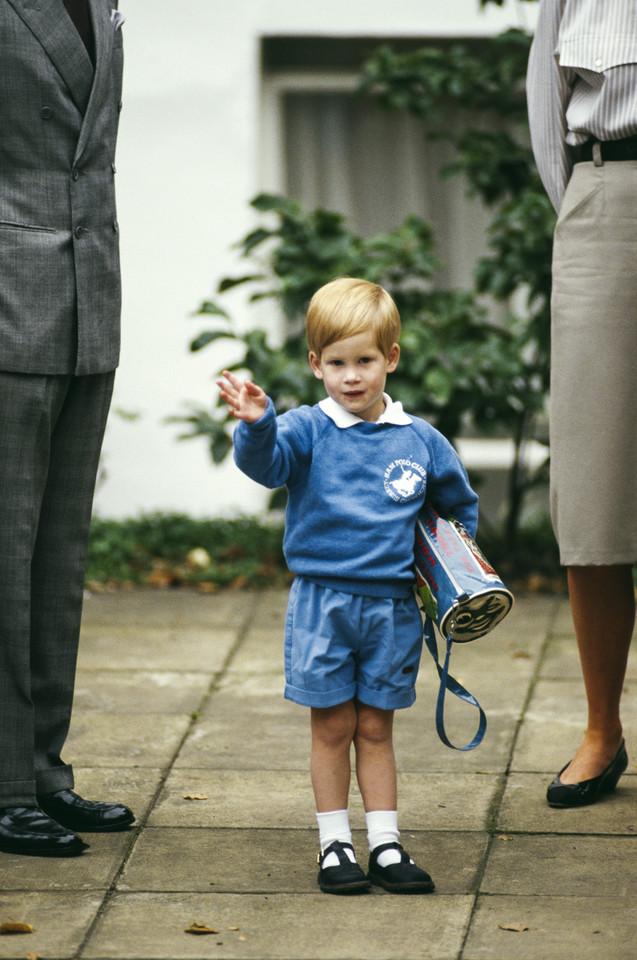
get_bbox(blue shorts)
[284,577,424,710]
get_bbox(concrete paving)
[0,588,635,960]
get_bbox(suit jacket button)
[72,168,80,181]
[74,225,86,239]
[40,106,53,119]
[112,219,119,233]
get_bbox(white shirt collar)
[319,394,412,428]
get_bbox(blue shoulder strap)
[423,622,486,751]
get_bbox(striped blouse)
[527,0,637,211]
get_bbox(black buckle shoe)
[37,789,135,832]
[547,740,628,808]
[368,842,435,893]
[317,840,371,894]
[0,806,87,857]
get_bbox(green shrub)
[174,20,554,549]
[86,514,286,589]
[86,512,563,593]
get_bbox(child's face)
[309,330,400,422]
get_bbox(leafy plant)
[86,514,286,588]
[85,511,563,593]
[175,6,554,546]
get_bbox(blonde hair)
[305,277,401,358]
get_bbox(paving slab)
[0,831,132,893]
[117,828,488,895]
[175,713,310,772]
[393,675,521,775]
[496,772,637,834]
[0,891,103,959]
[182,667,523,775]
[175,676,308,771]
[226,628,288,675]
[73,669,212,714]
[76,624,238,672]
[463,895,637,960]
[0,770,157,895]
[548,597,576,637]
[512,679,637,773]
[71,766,164,826]
[540,632,637,681]
[149,769,317,829]
[194,619,539,777]
[1,589,634,960]
[83,891,475,960]
[494,595,561,643]
[150,769,501,832]
[81,589,261,628]
[64,712,194,766]
[206,670,288,701]
[480,833,637,895]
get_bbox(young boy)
[218,277,478,894]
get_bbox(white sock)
[366,810,403,867]
[316,809,355,868]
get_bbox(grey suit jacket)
[0,0,124,375]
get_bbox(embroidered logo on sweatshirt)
[384,459,426,502]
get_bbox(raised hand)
[217,370,268,423]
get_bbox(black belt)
[570,135,637,164]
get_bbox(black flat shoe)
[547,740,628,808]
[368,842,435,894]
[0,806,87,857]
[317,840,371,894]
[37,789,135,832]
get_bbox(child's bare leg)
[353,703,397,811]
[354,703,400,859]
[310,701,357,811]
[311,701,370,889]
[354,701,434,892]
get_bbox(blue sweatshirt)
[234,395,478,598]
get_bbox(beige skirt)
[550,158,637,566]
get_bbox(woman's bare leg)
[559,565,634,784]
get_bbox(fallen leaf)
[227,575,249,591]
[526,573,551,594]
[25,954,42,960]
[498,923,529,933]
[185,922,219,935]
[229,926,240,931]
[238,935,248,942]
[196,581,218,594]
[183,794,209,801]
[497,835,514,841]
[0,922,34,934]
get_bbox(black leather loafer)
[547,740,628,808]
[317,840,371,894]
[0,806,87,857]
[37,789,135,832]
[368,842,435,893]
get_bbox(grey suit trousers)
[0,371,114,805]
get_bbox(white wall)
[96,0,536,519]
